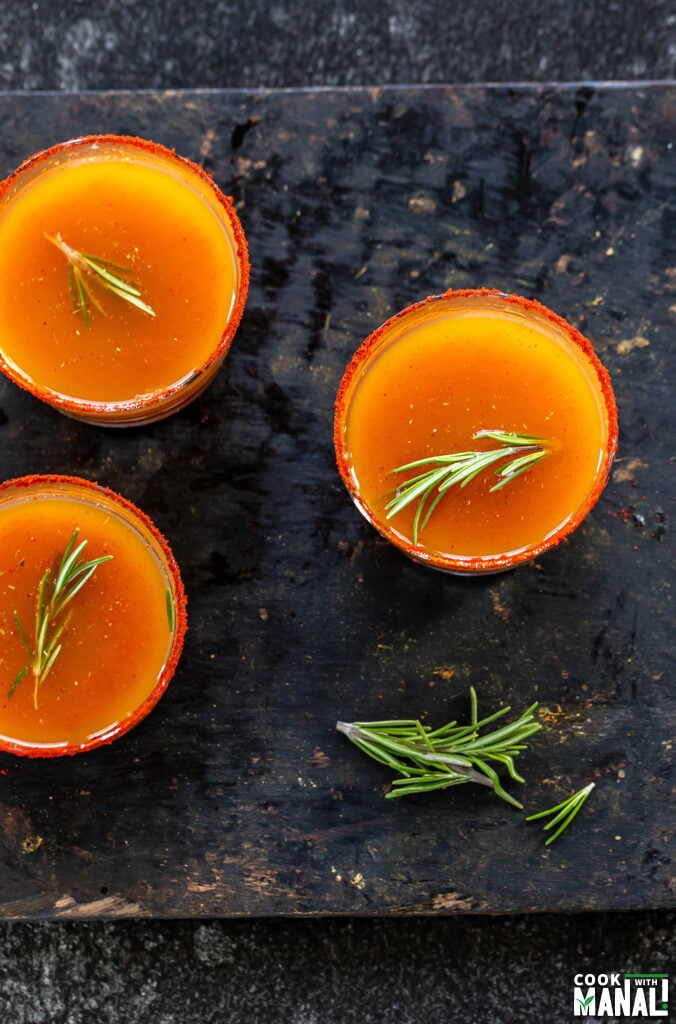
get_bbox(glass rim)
[334,287,619,574]
[0,134,250,421]
[0,473,188,757]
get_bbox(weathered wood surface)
[0,85,673,918]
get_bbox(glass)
[0,135,249,425]
[334,289,618,574]
[0,475,187,756]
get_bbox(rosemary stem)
[336,722,480,775]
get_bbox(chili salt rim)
[334,288,619,574]
[0,474,188,757]
[0,134,250,422]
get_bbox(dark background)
[0,2,674,1021]
[0,0,674,89]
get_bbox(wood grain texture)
[0,85,673,918]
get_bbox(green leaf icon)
[576,995,594,1008]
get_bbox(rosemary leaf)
[8,665,27,700]
[166,589,176,632]
[387,775,470,798]
[13,612,32,659]
[526,782,596,845]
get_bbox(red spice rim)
[334,288,619,573]
[0,134,250,418]
[0,473,188,758]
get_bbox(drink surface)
[341,303,610,561]
[0,150,238,402]
[0,496,173,749]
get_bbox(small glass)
[0,475,187,757]
[334,289,618,574]
[0,135,249,425]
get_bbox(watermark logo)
[573,973,670,1018]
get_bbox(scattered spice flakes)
[199,126,217,159]
[490,588,512,623]
[408,194,436,214]
[429,891,477,912]
[422,150,448,167]
[664,267,676,290]
[608,499,668,541]
[21,834,43,854]
[538,703,572,725]
[232,155,253,177]
[612,457,648,483]
[619,507,645,528]
[451,180,467,202]
[616,335,650,354]
[310,747,329,769]
[432,667,456,681]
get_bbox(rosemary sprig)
[165,588,176,632]
[336,687,541,809]
[526,782,596,845]
[9,529,112,709]
[46,232,156,329]
[386,429,551,545]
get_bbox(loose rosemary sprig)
[386,429,551,545]
[526,782,596,845]
[46,232,156,329]
[9,529,113,709]
[336,687,541,809]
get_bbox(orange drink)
[0,135,249,424]
[335,289,618,573]
[0,475,187,756]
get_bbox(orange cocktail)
[335,289,618,573]
[0,476,187,756]
[0,135,249,424]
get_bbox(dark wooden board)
[0,85,673,918]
